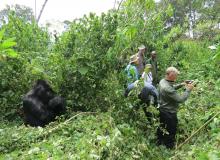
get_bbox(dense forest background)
[0,0,219,159]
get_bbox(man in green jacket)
[157,67,194,149]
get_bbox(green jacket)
[159,79,191,113]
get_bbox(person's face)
[151,53,156,59]
[140,48,146,55]
[134,60,139,65]
[144,67,151,73]
[168,71,178,81]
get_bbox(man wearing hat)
[146,51,158,85]
[136,45,147,77]
[156,67,194,149]
[124,54,140,97]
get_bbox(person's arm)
[145,57,151,64]
[173,83,184,90]
[150,86,158,106]
[165,86,191,103]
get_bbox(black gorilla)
[22,80,66,127]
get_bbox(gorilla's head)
[34,80,55,103]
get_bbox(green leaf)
[6,49,18,58]
[166,4,173,17]
[125,26,137,41]
[78,67,89,75]
[0,29,5,41]
[198,152,209,160]
[208,152,220,160]
[145,0,155,10]
[1,38,17,49]
[212,49,220,62]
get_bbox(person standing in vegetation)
[157,67,194,149]
[136,45,147,77]
[146,51,158,85]
[138,64,158,122]
[124,54,140,97]
[140,64,158,105]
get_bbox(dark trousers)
[138,87,158,122]
[125,86,158,122]
[157,110,178,149]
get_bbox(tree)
[0,4,35,25]
[198,0,220,23]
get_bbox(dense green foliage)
[53,12,118,111]
[0,0,219,159]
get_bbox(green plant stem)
[175,111,220,150]
[42,112,97,137]
[1,112,97,153]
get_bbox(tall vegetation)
[0,0,219,159]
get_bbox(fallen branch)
[42,111,97,137]
[1,111,97,153]
[47,112,98,134]
[175,111,220,150]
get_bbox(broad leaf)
[6,49,18,58]
[0,29,5,41]
[145,0,155,10]
[1,38,17,49]
[78,67,89,75]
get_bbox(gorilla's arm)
[48,96,66,115]
[23,98,53,122]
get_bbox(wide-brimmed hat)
[130,54,139,63]
[138,45,146,50]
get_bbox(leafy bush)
[0,29,26,119]
[2,13,50,52]
[53,12,118,111]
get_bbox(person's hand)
[181,82,186,86]
[186,83,194,91]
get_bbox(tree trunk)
[37,0,48,23]
[188,0,194,38]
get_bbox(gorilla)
[22,80,66,127]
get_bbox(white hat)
[138,45,146,50]
[151,51,156,54]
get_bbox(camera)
[185,80,194,84]
[185,80,198,87]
